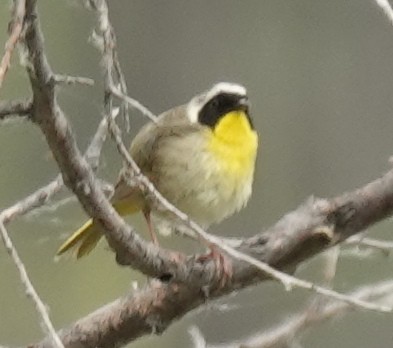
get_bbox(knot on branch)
[326,202,357,231]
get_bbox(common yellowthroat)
[57,82,258,258]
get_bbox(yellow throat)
[207,110,258,176]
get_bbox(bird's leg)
[197,240,233,286]
[143,208,159,246]
[142,210,187,283]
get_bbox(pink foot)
[197,245,232,287]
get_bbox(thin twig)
[89,0,157,125]
[53,74,94,86]
[0,0,26,89]
[113,51,130,131]
[189,326,207,348]
[0,175,63,224]
[0,98,31,120]
[0,222,64,348]
[0,107,113,224]
[346,235,393,255]
[321,246,340,287]
[85,109,117,171]
[110,86,158,123]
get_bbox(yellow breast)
[206,110,258,179]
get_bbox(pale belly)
[152,133,255,227]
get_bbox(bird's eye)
[210,98,219,109]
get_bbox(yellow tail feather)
[75,226,103,258]
[57,200,142,258]
[57,219,97,257]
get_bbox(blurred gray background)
[1,1,393,347]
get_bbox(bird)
[57,82,258,259]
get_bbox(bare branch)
[89,0,157,125]
[84,109,117,171]
[0,221,64,348]
[110,85,157,123]
[112,48,130,130]
[0,98,32,121]
[0,0,26,89]
[189,326,207,348]
[321,246,339,287]
[0,104,114,225]
[0,175,63,224]
[53,74,94,86]
[346,235,393,255]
